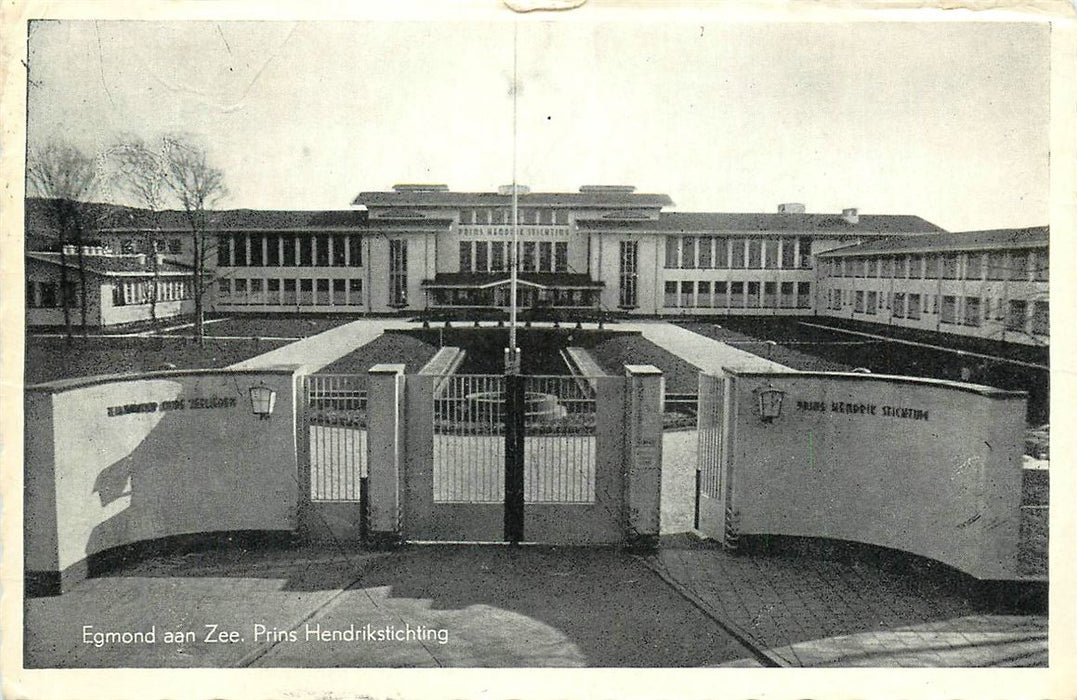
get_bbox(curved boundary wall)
[25,367,301,595]
[720,369,1033,581]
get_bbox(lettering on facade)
[795,399,929,421]
[106,396,238,417]
[457,225,569,239]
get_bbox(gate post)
[367,364,405,547]
[624,364,664,551]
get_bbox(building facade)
[816,227,1049,346]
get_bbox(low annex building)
[25,246,195,328]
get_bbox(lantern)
[758,387,785,423]
[249,382,277,420]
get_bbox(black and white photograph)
[2,2,1073,698]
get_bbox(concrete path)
[617,321,792,374]
[649,540,1047,668]
[228,319,413,373]
[24,546,752,668]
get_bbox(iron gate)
[695,373,729,543]
[302,374,367,502]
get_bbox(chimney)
[778,203,806,214]
[842,208,860,224]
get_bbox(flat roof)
[579,211,947,235]
[817,227,1048,257]
[354,190,674,208]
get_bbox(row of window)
[118,237,184,255]
[112,279,193,307]
[459,240,570,274]
[458,208,570,226]
[830,289,1048,335]
[664,236,813,270]
[664,280,812,309]
[430,287,596,308]
[217,233,364,268]
[823,249,1048,283]
[217,278,365,306]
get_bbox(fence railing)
[304,374,366,502]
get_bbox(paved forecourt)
[228,318,414,374]
[617,321,793,375]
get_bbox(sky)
[25,18,1051,231]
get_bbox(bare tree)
[159,134,226,346]
[105,137,169,330]
[26,140,101,341]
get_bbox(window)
[282,235,296,267]
[730,239,745,268]
[217,235,232,266]
[348,235,362,267]
[522,242,536,272]
[234,278,248,305]
[764,240,779,269]
[698,238,712,268]
[539,209,553,225]
[168,239,182,254]
[299,278,313,305]
[894,256,907,278]
[491,208,506,225]
[249,278,264,305]
[697,281,712,307]
[763,281,777,307]
[267,278,280,304]
[664,281,678,308]
[460,209,474,225]
[747,281,761,307]
[619,241,639,308]
[714,238,729,268]
[941,295,957,324]
[283,278,297,305]
[331,236,346,267]
[1006,300,1027,332]
[880,257,893,278]
[781,281,795,308]
[747,239,762,269]
[554,210,569,225]
[681,237,697,269]
[121,239,137,254]
[797,282,811,309]
[389,239,408,307]
[681,281,695,307]
[349,279,363,305]
[867,259,878,278]
[333,279,346,305]
[250,234,264,267]
[475,241,489,272]
[1033,249,1048,282]
[964,253,982,280]
[910,255,924,279]
[854,291,864,313]
[491,241,506,272]
[459,242,473,272]
[299,236,313,266]
[893,293,906,318]
[797,238,812,268]
[986,252,1007,280]
[907,293,921,320]
[964,296,981,327]
[925,255,941,279]
[554,242,568,272]
[942,254,959,280]
[474,209,489,225]
[714,281,728,307]
[538,242,552,271]
[110,282,125,307]
[1010,251,1029,281]
[1031,300,1049,336]
[730,281,744,307]
[866,291,877,315]
[781,238,796,269]
[315,235,330,267]
[266,234,281,267]
[664,237,679,269]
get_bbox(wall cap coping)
[719,368,1028,399]
[26,365,304,395]
[369,363,406,375]
[624,364,663,377]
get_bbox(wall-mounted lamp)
[758,386,786,423]
[249,382,277,420]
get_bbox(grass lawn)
[24,335,290,385]
[588,333,702,394]
[316,331,439,377]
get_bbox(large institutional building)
[24,186,1049,345]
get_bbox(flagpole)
[507,21,520,374]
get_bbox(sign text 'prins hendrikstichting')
[106,396,237,417]
[795,400,929,421]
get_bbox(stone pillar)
[366,364,405,547]
[624,364,664,551]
